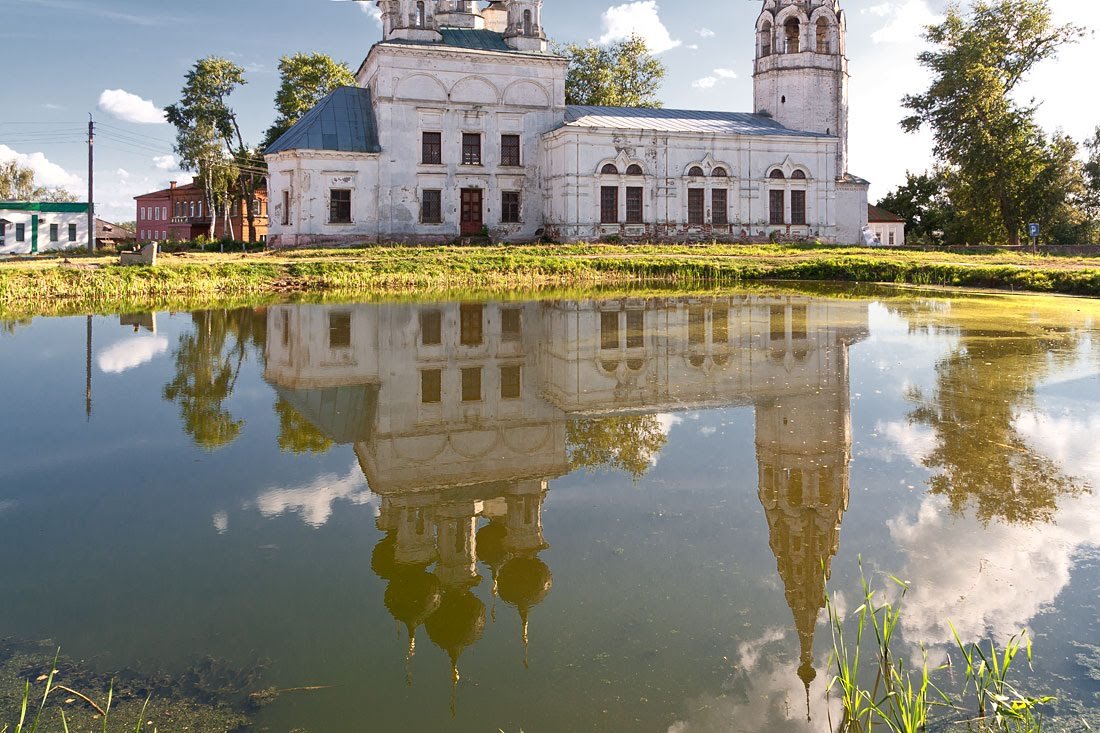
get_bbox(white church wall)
[542,127,844,243]
[835,182,869,245]
[267,151,381,247]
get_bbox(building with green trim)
[0,201,90,255]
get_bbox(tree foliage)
[0,159,76,202]
[166,57,265,244]
[566,414,668,479]
[275,398,334,454]
[263,53,356,150]
[901,0,1084,246]
[560,35,665,108]
[876,170,958,245]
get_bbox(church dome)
[496,556,552,612]
[384,567,444,633]
[425,589,487,669]
[371,532,398,581]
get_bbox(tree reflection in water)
[908,328,1088,525]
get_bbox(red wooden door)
[460,188,483,235]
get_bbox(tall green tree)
[901,0,1084,246]
[1026,132,1088,245]
[559,34,665,107]
[876,170,958,244]
[166,57,265,244]
[263,53,357,150]
[0,159,76,202]
[566,414,668,480]
[1084,126,1100,242]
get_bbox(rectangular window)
[500,134,521,166]
[15,223,24,242]
[421,190,442,224]
[198,201,203,218]
[500,365,521,399]
[501,307,522,341]
[625,186,643,224]
[328,311,352,349]
[421,310,442,345]
[600,310,619,350]
[460,304,483,346]
[889,229,896,246]
[688,188,705,225]
[626,309,644,349]
[461,367,482,402]
[689,307,706,345]
[501,191,521,223]
[190,201,195,218]
[791,304,808,340]
[141,207,147,220]
[600,186,618,224]
[174,202,180,217]
[421,369,442,404]
[461,133,481,165]
[0,220,6,243]
[281,190,290,226]
[422,131,442,164]
[713,307,728,344]
[329,189,352,224]
[253,199,262,216]
[712,189,728,225]
[770,305,786,341]
[791,190,807,225]
[49,224,59,242]
[769,190,785,225]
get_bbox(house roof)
[135,181,200,200]
[868,204,906,223]
[562,106,831,137]
[378,27,548,55]
[274,383,379,445]
[265,86,381,155]
[0,201,90,213]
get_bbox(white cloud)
[876,419,936,467]
[692,67,737,91]
[868,0,941,45]
[97,89,167,125]
[691,76,717,90]
[116,168,130,180]
[599,1,681,54]
[212,511,229,535]
[153,154,179,171]
[0,144,81,189]
[96,335,169,374]
[360,2,383,26]
[889,407,1100,651]
[248,464,378,528]
[647,412,684,466]
[696,28,715,38]
[713,68,737,79]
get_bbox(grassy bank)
[2,244,1100,317]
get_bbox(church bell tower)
[753,0,849,175]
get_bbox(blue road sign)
[1028,223,1040,238]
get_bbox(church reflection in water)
[263,295,867,708]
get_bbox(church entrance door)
[460,188,483,235]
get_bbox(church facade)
[264,0,869,246]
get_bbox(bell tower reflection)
[755,301,856,717]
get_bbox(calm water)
[1,288,1099,732]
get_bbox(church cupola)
[502,0,547,52]
[434,0,487,29]
[377,0,443,42]
[753,0,849,175]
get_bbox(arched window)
[816,18,830,53]
[601,163,619,175]
[785,18,800,53]
[758,21,772,57]
[769,169,786,180]
[416,1,425,27]
[711,167,727,177]
[523,9,532,35]
[688,166,704,177]
[791,169,807,179]
[626,164,643,176]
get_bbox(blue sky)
[1,0,1096,221]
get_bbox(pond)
[1,287,1099,732]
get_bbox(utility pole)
[85,315,93,419]
[87,114,95,255]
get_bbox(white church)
[264,0,870,246]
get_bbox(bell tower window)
[816,18,830,53]
[523,9,532,36]
[785,18,800,53]
[416,1,425,27]
[759,21,772,57]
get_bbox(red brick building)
[134,180,268,243]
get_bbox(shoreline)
[3,243,1099,318]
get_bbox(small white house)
[0,201,91,255]
[867,204,906,246]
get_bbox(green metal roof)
[0,201,90,213]
[265,86,381,155]
[379,28,544,54]
[274,383,379,445]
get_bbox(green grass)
[2,243,1099,318]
